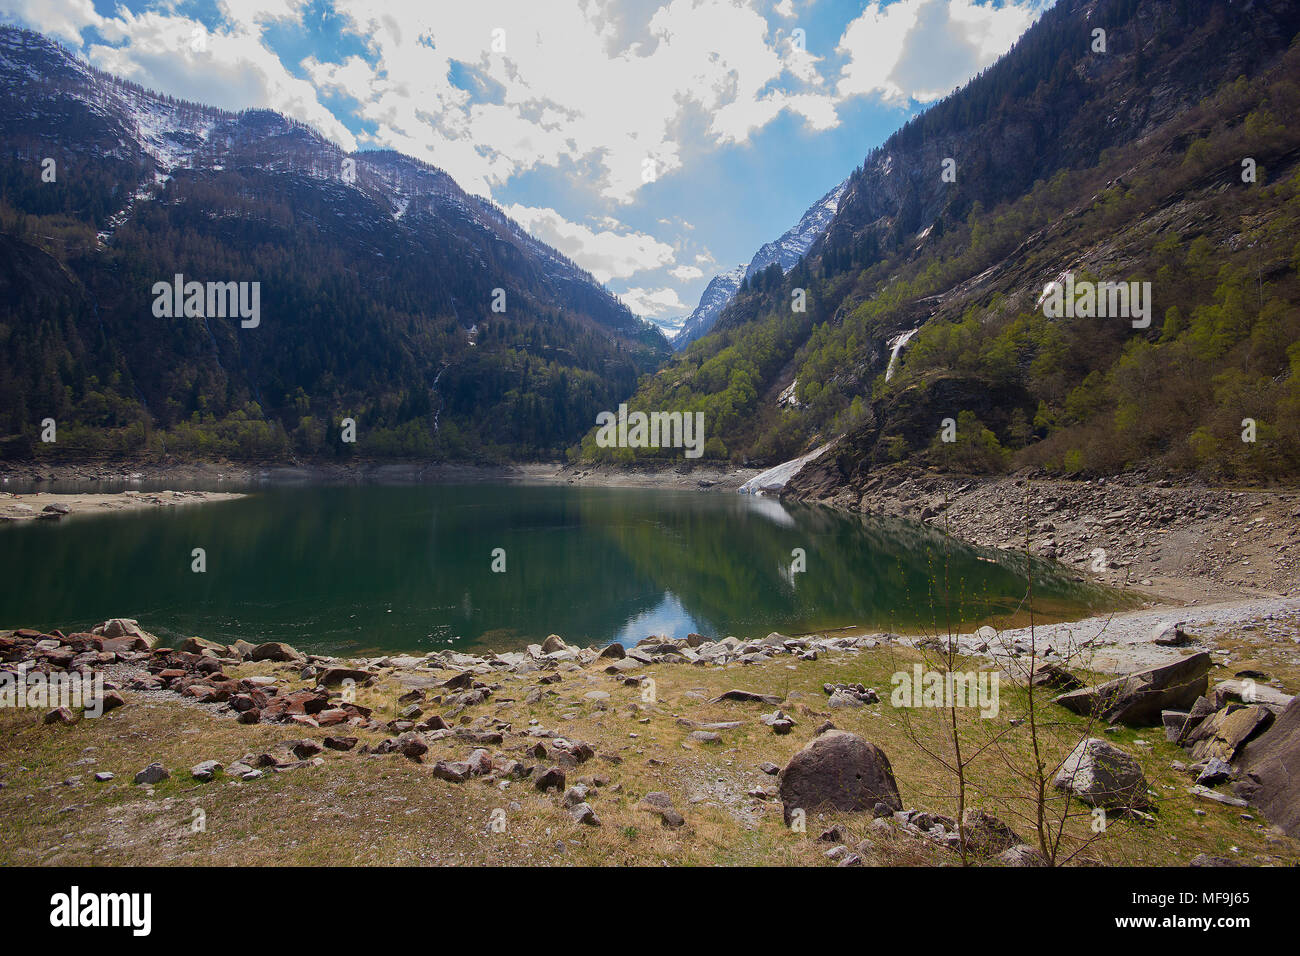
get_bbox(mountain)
[672,264,745,350]
[672,180,845,350]
[0,26,668,462]
[592,0,1300,484]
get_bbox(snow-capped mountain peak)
[672,180,846,350]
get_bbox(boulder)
[597,643,625,660]
[1189,785,1247,808]
[778,730,902,824]
[190,760,222,782]
[396,733,428,761]
[319,667,371,686]
[1053,653,1210,725]
[133,762,169,785]
[178,637,226,655]
[996,843,1049,866]
[960,808,1022,858]
[541,634,568,654]
[291,739,323,760]
[1185,705,1273,763]
[1232,697,1300,837]
[568,802,601,826]
[711,689,783,705]
[1052,738,1152,810]
[248,641,306,663]
[91,619,158,648]
[432,760,471,783]
[637,792,685,828]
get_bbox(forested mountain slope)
[588,0,1300,484]
[0,27,667,462]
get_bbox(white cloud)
[320,0,840,202]
[82,11,357,150]
[217,0,308,29]
[0,0,103,44]
[837,0,1040,104]
[669,265,704,281]
[619,285,688,319]
[504,203,674,283]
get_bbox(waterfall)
[885,327,921,382]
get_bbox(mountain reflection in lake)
[0,483,1119,655]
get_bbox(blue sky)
[1,0,1050,332]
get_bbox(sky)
[0,0,1051,333]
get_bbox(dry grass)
[1,640,1296,867]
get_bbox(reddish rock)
[316,708,350,726]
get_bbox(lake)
[0,482,1119,655]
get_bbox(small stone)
[291,739,323,760]
[190,760,222,782]
[133,763,169,785]
[568,802,601,826]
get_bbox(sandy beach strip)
[0,490,246,523]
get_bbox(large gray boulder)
[1233,697,1300,837]
[1185,704,1273,762]
[778,730,902,824]
[1054,652,1210,725]
[1052,738,1152,810]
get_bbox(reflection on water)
[0,482,1122,655]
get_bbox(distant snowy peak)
[671,264,746,349]
[672,180,846,350]
[747,181,846,276]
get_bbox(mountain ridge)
[0,25,667,462]
[672,178,845,350]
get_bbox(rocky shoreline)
[784,464,1300,600]
[3,612,1298,866]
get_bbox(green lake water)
[0,482,1118,656]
